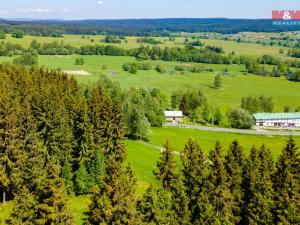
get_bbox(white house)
[253,112,300,128]
[164,111,183,124]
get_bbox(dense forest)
[1,18,300,36]
[0,64,299,224]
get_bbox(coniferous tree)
[181,138,214,224]
[74,162,92,195]
[86,87,140,224]
[208,141,236,224]
[62,160,74,196]
[0,90,19,205]
[243,145,275,225]
[138,185,176,224]
[153,140,179,191]
[225,140,245,223]
[274,137,300,224]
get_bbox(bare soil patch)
[63,70,91,76]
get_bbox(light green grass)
[149,127,300,158]
[1,54,299,112]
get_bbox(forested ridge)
[1,18,300,36]
[0,64,299,224]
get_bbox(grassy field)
[1,54,299,112]
[4,33,299,60]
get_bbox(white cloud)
[16,8,52,14]
[98,1,104,5]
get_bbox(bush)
[0,31,6,39]
[13,51,38,66]
[228,108,254,129]
[75,58,85,65]
[155,64,166,73]
[11,30,24,38]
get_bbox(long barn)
[253,112,300,128]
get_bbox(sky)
[0,0,299,20]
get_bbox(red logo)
[272,10,300,20]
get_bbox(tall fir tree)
[274,137,300,224]
[153,140,179,190]
[138,185,176,224]
[0,90,19,205]
[181,138,214,224]
[85,86,140,224]
[243,145,275,225]
[208,141,236,224]
[225,140,245,224]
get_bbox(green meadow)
[1,54,300,112]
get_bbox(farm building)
[253,112,300,128]
[164,111,183,124]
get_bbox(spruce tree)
[225,139,245,223]
[138,185,176,224]
[153,140,179,190]
[181,138,214,224]
[0,90,19,205]
[86,87,140,224]
[7,154,74,224]
[208,141,236,224]
[74,162,92,195]
[243,145,275,224]
[274,137,300,224]
[62,160,75,196]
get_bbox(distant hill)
[1,18,300,36]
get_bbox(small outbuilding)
[164,111,184,124]
[253,112,300,128]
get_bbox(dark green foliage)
[137,37,162,45]
[154,141,179,191]
[181,139,214,224]
[175,90,206,115]
[243,145,275,224]
[127,106,151,140]
[104,35,122,44]
[213,74,222,89]
[0,31,6,39]
[225,140,245,223]
[274,137,300,224]
[138,185,176,224]
[228,108,254,129]
[7,157,74,225]
[155,64,166,73]
[75,57,85,65]
[11,30,24,38]
[212,107,223,125]
[74,163,92,195]
[13,50,38,66]
[124,87,166,139]
[208,141,236,224]
[87,149,105,188]
[241,95,274,113]
[62,161,75,196]
[86,86,140,224]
